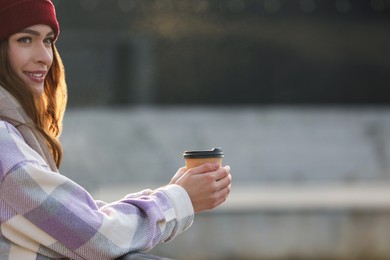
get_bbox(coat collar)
[0,85,58,172]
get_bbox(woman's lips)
[24,71,47,84]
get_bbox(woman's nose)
[33,43,53,66]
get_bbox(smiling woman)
[0,0,231,259]
[0,0,65,171]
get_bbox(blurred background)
[54,0,390,259]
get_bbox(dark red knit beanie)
[0,0,59,42]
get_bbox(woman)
[0,1,232,259]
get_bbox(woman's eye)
[44,37,54,45]
[17,37,32,44]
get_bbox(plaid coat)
[0,120,194,259]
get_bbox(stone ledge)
[93,183,390,213]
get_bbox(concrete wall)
[60,106,390,259]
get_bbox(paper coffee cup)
[183,147,224,169]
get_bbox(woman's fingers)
[213,165,231,181]
[186,162,220,175]
[173,163,232,213]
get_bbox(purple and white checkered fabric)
[0,120,193,259]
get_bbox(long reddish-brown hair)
[0,39,67,168]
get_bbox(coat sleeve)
[0,121,194,259]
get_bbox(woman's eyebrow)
[20,29,55,37]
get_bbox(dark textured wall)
[54,0,390,106]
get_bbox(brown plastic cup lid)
[183,147,224,159]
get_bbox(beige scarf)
[0,86,58,172]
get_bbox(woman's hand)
[171,163,231,213]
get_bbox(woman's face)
[7,24,55,95]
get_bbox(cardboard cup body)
[185,157,223,169]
